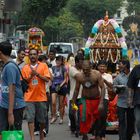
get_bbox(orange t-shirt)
[22,61,50,102]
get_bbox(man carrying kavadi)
[72,60,105,140]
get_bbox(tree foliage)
[43,9,83,43]
[15,0,68,26]
[120,0,140,50]
[67,0,123,37]
[127,0,140,15]
[122,15,140,32]
[122,0,140,39]
[12,0,124,44]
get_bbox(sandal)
[50,117,57,124]
[59,119,63,124]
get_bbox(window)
[50,44,72,54]
[117,10,121,18]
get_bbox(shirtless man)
[72,60,105,140]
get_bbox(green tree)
[43,9,83,43]
[127,0,140,15]
[43,16,59,44]
[58,9,83,41]
[122,0,140,35]
[14,0,68,26]
[122,0,140,49]
[67,0,123,37]
[122,15,140,32]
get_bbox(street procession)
[0,0,140,140]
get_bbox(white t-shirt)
[46,68,53,93]
[69,66,82,100]
[48,59,56,67]
[102,73,113,100]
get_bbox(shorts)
[50,85,67,96]
[25,102,47,123]
[0,107,24,134]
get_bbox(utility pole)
[0,0,5,42]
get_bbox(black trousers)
[0,107,24,134]
[69,99,80,133]
[117,106,135,140]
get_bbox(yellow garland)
[28,43,41,50]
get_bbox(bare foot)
[90,135,96,140]
[95,136,101,140]
[82,134,88,140]
[101,137,107,140]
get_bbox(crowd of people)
[0,41,140,140]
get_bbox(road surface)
[23,115,139,140]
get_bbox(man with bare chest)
[73,60,105,140]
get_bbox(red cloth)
[107,96,118,122]
[79,99,100,134]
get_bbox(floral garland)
[103,20,110,27]
[28,43,41,50]
[100,33,110,47]
[106,49,121,63]
[90,49,94,62]
[28,27,44,36]
[85,19,128,58]
[94,49,101,62]
[106,49,111,61]
[91,33,99,46]
[111,33,120,46]
[90,48,121,63]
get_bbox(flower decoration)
[86,18,128,57]
[28,43,41,50]
[28,27,44,36]
[28,27,44,51]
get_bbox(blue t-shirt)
[0,62,25,109]
[113,72,131,108]
[52,66,66,85]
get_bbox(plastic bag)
[2,130,24,140]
